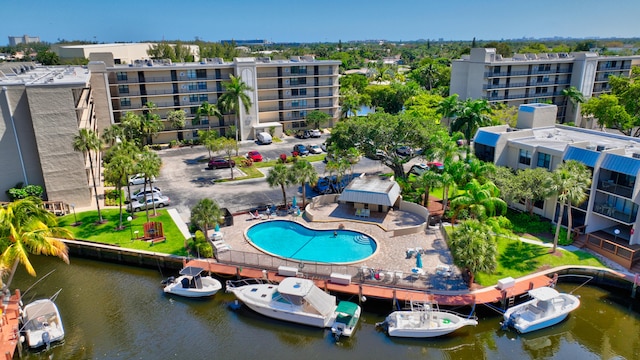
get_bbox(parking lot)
[152,135,394,223]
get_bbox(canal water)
[10,256,640,360]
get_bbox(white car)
[127,195,170,212]
[128,174,156,185]
[307,144,323,154]
[131,186,162,201]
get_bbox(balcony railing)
[597,180,633,199]
[484,68,572,77]
[483,79,570,90]
[585,232,640,269]
[485,91,564,101]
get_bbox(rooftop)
[0,63,90,86]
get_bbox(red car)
[208,158,236,169]
[247,151,263,162]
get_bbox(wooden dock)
[0,289,22,359]
[186,259,556,306]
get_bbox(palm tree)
[449,179,506,224]
[137,149,162,221]
[267,163,291,208]
[548,160,591,252]
[448,219,499,286]
[195,101,223,129]
[73,128,105,223]
[190,198,221,238]
[561,86,586,124]
[218,75,253,147]
[104,152,135,229]
[412,171,443,208]
[167,109,187,141]
[436,94,459,126]
[120,112,143,147]
[288,160,318,209]
[101,124,125,147]
[140,101,164,146]
[451,99,493,158]
[0,198,72,288]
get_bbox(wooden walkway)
[185,259,555,307]
[0,289,22,359]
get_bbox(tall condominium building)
[474,103,640,270]
[0,62,97,206]
[451,48,640,125]
[89,53,341,143]
[8,35,41,46]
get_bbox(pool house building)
[474,103,640,270]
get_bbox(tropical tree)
[137,149,162,221]
[104,153,135,230]
[340,87,369,118]
[140,101,164,146]
[409,171,443,208]
[73,128,104,223]
[218,75,253,146]
[449,179,506,224]
[561,86,585,124]
[450,98,493,158]
[198,129,220,160]
[190,198,222,237]
[120,111,143,146]
[167,109,187,141]
[581,93,634,134]
[436,94,459,126]
[101,124,125,147]
[219,137,237,180]
[0,198,72,288]
[448,219,498,286]
[547,160,591,251]
[195,101,223,128]
[306,110,330,130]
[288,160,318,209]
[266,163,291,208]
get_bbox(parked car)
[395,146,414,156]
[208,158,236,169]
[409,162,445,177]
[296,130,311,139]
[366,149,385,160]
[321,142,328,152]
[127,195,170,212]
[131,186,162,201]
[292,144,309,156]
[310,129,322,138]
[256,132,272,145]
[307,144,323,154]
[247,151,263,162]
[313,177,332,194]
[128,174,155,186]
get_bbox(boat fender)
[442,319,451,324]
[228,300,242,310]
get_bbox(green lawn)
[58,209,189,256]
[474,235,605,286]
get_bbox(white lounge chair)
[210,231,223,241]
[249,211,264,220]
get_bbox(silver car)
[127,195,170,212]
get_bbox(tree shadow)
[499,241,548,272]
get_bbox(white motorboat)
[163,266,222,298]
[226,277,361,336]
[20,298,65,349]
[380,300,478,338]
[502,286,580,334]
[331,300,361,338]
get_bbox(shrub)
[169,140,178,148]
[507,210,552,234]
[7,183,44,201]
[191,230,213,258]
[552,225,573,246]
[104,189,123,206]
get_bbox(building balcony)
[483,79,570,90]
[484,68,572,77]
[485,91,564,101]
[597,180,633,199]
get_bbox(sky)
[3,0,640,45]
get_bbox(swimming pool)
[246,220,377,264]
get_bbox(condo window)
[198,82,207,90]
[537,64,551,72]
[492,78,500,86]
[537,153,551,169]
[291,88,307,96]
[519,149,532,165]
[189,94,198,102]
[190,107,198,115]
[196,69,207,79]
[117,72,128,81]
[188,82,198,91]
[199,94,208,102]
[187,70,197,79]
[292,99,307,108]
[291,66,307,74]
[290,77,307,86]
[121,98,131,107]
[118,85,129,94]
[493,66,500,74]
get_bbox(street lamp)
[127,216,133,240]
[614,228,621,242]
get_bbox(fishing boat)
[162,266,222,298]
[226,277,361,337]
[379,300,477,338]
[20,298,65,349]
[502,286,580,334]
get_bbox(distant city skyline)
[3,0,640,45]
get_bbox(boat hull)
[503,291,580,334]
[386,310,477,338]
[21,299,65,349]
[163,276,222,298]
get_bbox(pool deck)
[208,202,467,291]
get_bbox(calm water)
[246,220,376,263]
[10,255,640,360]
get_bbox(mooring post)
[632,274,639,299]
[358,285,363,305]
[392,289,397,310]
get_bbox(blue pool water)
[246,220,377,263]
